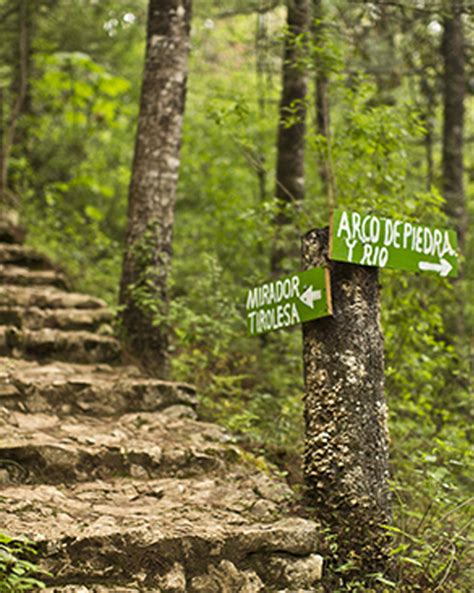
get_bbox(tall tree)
[312,0,334,208]
[270,0,309,275]
[0,0,31,206]
[441,0,466,253]
[120,0,192,377]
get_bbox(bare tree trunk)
[120,0,192,378]
[441,0,466,253]
[0,0,29,206]
[0,88,5,206]
[270,0,309,275]
[312,0,335,208]
[255,10,269,205]
[302,228,391,573]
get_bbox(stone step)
[0,264,69,289]
[43,581,325,593]
[0,327,121,364]
[0,221,26,244]
[0,358,196,415]
[0,286,106,309]
[0,475,322,592]
[42,582,154,593]
[0,410,235,484]
[0,306,114,331]
[0,243,53,269]
[43,583,324,593]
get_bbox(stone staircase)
[0,225,323,592]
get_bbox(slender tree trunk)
[271,0,309,275]
[302,228,391,574]
[255,10,269,206]
[312,0,335,209]
[441,0,466,253]
[0,88,5,206]
[1,0,29,206]
[424,109,435,191]
[418,77,436,190]
[120,0,192,378]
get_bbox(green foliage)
[3,3,473,591]
[169,255,304,453]
[0,533,47,592]
[17,49,134,302]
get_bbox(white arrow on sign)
[418,258,453,277]
[299,285,322,309]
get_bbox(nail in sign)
[329,209,459,277]
[245,268,332,336]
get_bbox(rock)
[0,218,26,244]
[0,265,68,289]
[0,306,113,331]
[0,358,197,416]
[161,404,198,420]
[158,562,186,592]
[282,554,323,587]
[0,286,107,309]
[225,518,320,558]
[17,328,122,364]
[253,553,323,589]
[0,244,52,269]
[189,560,264,593]
[250,498,278,520]
[0,411,230,483]
[253,473,294,504]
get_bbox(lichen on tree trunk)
[120,0,192,378]
[302,228,391,569]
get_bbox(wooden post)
[302,227,391,569]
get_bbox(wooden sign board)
[329,209,459,277]
[245,268,332,336]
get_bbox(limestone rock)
[281,554,324,587]
[158,562,186,592]
[189,560,264,593]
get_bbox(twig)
[432,542,457,592]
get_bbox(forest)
[0,0,472,592]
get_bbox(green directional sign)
[329,208,459,278]
[245,268,332,336]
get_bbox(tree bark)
[255,11,269,206]
[271,0,309,275]
[120,0,192,378]
[312,0,335,208]
[441,0,466,253]
[0,0,29,206]
[302,228,391,570]
[0,88,5,206]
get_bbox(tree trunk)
[302,228,391,571]
[120,0,192,378]
[271,0,309,275]
[0,0,30,206]
[312,0,334,208]
[255,11,269,206]
[0,88,5,206]
[441,1,466,253]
